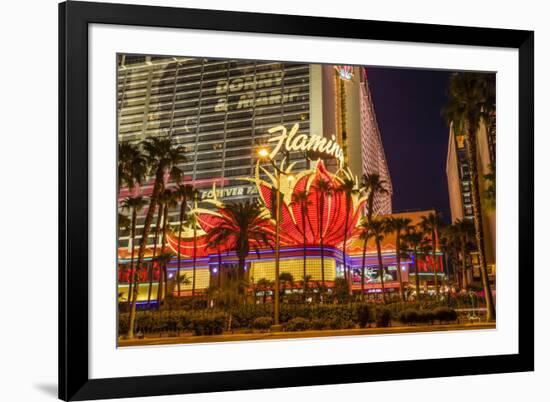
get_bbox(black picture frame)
[59,1,534,400]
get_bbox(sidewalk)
[119,322,496,347]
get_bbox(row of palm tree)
[118,136,197,338]
[441,219,475,290]
[356,212,443,303]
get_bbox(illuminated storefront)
[118,160,442,301]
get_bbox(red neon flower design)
[166,161,367,257]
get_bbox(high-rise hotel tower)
[117,55,392,248]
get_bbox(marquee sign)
[200,184,258,200]
[214,71,301,112]
[267,123,345,165]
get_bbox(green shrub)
[323,317,355,330]
[386,302,419,318]
[283,317,310,332]
[417,310,436,324]
[398,309,419,325]
[355,304,371,328]
[232,304,272,328]
[310,318,327,330]
[118,313,129,335]
[229,317,241,330]
[190,313,226,335]
[252,316,273,331]
[375,308,392,327]
[433,307,458,323]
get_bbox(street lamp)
[257,147,293,329]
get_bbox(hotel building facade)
[117,55,398,300]
[445,118,496,283]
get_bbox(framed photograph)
[59,1,534,400]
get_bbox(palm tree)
[454,219,475,289]
[176,273,191,299]
[361,172,388,297]
[420,212,442,297]
[187,213,200,297]
[205,201,273,290]
[403,227,424,300]
[279,272,294,302]
[313,178,333,287]
[146,196,164,307]
[118,141,147,195]
[213,275,246,331]
[388,217,412,302]
[357,217,373,301]
[118,213,131,235]
[173,184,195,298]
[301,274,313,301]
[128,136,185,339]
[362,173,388,224]
[189,189,201,297]
[157,189,177,303]
[369,217,390,303]
[154,251,175,305]
[441,223,459,287]
[118,213,131,301]
[256,278,274,304]
[337,176,359,285]
[443,72,496,320]
[120,196,147,309]
[207,235,226,290]
[291,190,312,299]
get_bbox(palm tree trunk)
[361,236,367,301]
[237,255,246,295]
[161,204,170,301]
[466,127,496,320]
[413,249,421,300]
[460,240,468,289]
[176,195,186,299]
[319,196,325,288]
[129,170,164,338]
[217,249,222,289]
[302,205,307,301]
[376,239,386,303]
[432,229,439,296]
[344,196,353,296]
[191,218,197,297]
[156,204,169,304]
[127,208,137,308]
[343,198,349,282]
[395,235,405,301]
[147,204,162,307]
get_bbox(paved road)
[119,322,496,347]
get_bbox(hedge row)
[118,304,459,335]
[397,307,458,325]
[118,311,226,336]
[230,303,395,328]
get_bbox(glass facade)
[359,74,393,215]
[117,55,312,248]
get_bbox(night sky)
[366,68,452,223]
